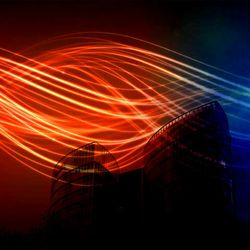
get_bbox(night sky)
[0,0,250,232]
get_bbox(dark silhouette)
[46,101,236,249]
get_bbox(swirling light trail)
[0,33,249,178]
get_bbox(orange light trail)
[0,33,249,178]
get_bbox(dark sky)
[0,0,250,232]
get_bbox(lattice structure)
[49,142,118,231]
[143,101,232,229]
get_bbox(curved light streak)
[0,32,249,178]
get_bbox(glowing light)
[0,33,249,178]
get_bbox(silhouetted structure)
[48,101,234,249]
[143,101,233,247]
[115,168,144,247]
[49,142,118,248]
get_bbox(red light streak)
[2,32,235,178]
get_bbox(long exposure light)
[0,32,249,178]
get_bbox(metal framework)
[146,101,221,147]
[50,142,118,218]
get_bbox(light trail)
[0,32,249,178]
